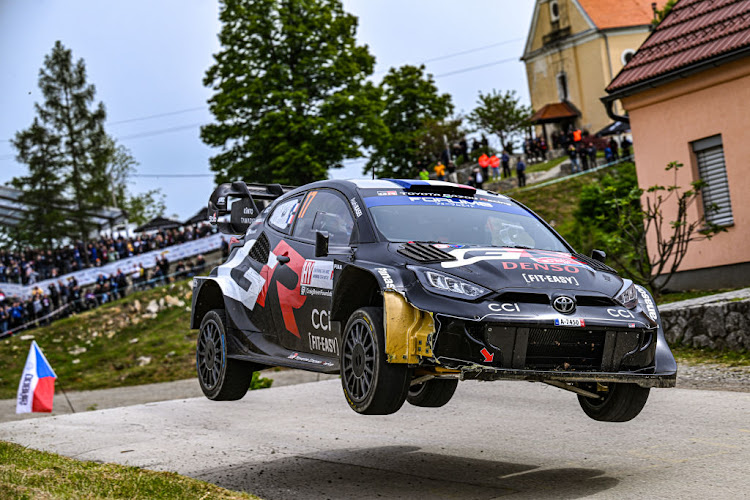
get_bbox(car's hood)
[398,245,624,296]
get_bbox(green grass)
[526,155,567,174]
[656,288,744,305]
[0,440,258,499]
[672,345,749,367]
[0,280,271,400]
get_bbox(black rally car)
[191,179,676,421]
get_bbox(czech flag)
[16,341,57,414]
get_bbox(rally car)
[191,179,676,421]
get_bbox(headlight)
[411,267,490,300]
[615,281,638,309]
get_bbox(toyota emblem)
[553,295,576,314]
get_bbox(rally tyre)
[407,378,458,408]
[197,309,254,401]
[340,307,410,415]
[577,383,650,422]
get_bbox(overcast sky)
[0,0,534,219]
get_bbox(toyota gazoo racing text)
[191,179,676,421]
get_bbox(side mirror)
[591,249,607,263]
[315,231,329,258]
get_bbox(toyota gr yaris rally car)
[191,179,676,421]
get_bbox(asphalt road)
[0,379,747,499]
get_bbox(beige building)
[522,0,663,139]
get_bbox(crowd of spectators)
[0,254,208,336]
[0,223,214,286]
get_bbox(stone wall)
[658,288,750,351]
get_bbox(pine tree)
[202,0,386,185]
[9,119,69,249]
[35,40,112,244]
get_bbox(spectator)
[608,137,620,160]
[621,135,632,158]
[588,144,598,168]
[418,167,430,181]
[469,167,484,189]
[434,161,446,181]
[568,144,580,173]
[501,151,511,179]
[516,158,527,187]
[447,162,458,183]
[578,143,589,171]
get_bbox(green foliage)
[366,65,457,178]
[202,0,386,185]
[468,89,531,153]
[9,41,164,249]
[652,0,678,26]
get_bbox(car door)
[278,189,356,357]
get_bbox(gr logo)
[312,309,331,331]
[607,308,635,319]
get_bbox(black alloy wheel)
[340,307,410,415]
[196,309,254,401]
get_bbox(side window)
[268,196,302,234]
[293,190,355,246]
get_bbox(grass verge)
[0,279,271,400]
[656,288,745,305]
[672,345,749,367]
[0,440,257,499]
[526,155,567,174]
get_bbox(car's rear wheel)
[340,307,410,415]
[577,382,650,422]
[197,309,255,401]
[407,378,458,408]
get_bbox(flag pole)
[56,380,76,413]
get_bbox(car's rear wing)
[208,181,296,234]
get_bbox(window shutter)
[695,145,733,226]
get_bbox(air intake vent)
[573,253,618,275]
[249,232,270,264]
[397,242,457,264]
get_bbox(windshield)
[365,195,568,252]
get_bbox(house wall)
[622,58,750,285]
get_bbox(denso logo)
[312,309,330,331]
[488,302,520,313]
[607,308,635,319]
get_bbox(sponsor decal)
[350,198,363,217]
[636,285,658,321]
[287,352,335,367]
[301,287,332,297]
[531,256,588,268]
[269,198,300,230]
[18,373,33,407]
[409,196,493,209]
[431,244,465,249]
[480,348,494,362]
[208,211,218,223]
[301,260,334,290]
[555,317,585,327]
[311,309,331,331]
[308,333,338,355]
[377,190,398,196]
[217,196,226,205]
[255,241,307,337]
[243,206,254,215]
[488,302,520,313]
[628,323,636,328]
[375,268,395,289]
[523,273,580,285]
[607,308,635,319]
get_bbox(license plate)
[554,317,585,327]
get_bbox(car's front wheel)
[407,378,458,408]
[577,382,650,422]
[197,309,255,401]
[340,307,410,415]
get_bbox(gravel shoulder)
[675,362,750,392]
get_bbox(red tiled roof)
[607,0,750,93]
[577,0,661,29]
[529,102,580,123]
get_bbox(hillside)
[0,280,269,400]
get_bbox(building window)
[556,72,568,101]
[621,49,636,65]
[550,1,560,22]
[691,135,733,227]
